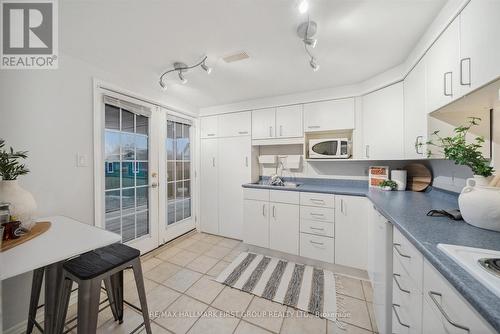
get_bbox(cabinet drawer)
[300,206,334,223]
[243,188,269,201]
[300,219,334,238]
[300,233,335,263]
[300,192,335,208]
[270,190,300,204]
[423,259,495,334]
[393,228,423,290]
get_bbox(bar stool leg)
[77,278,102,334]
[55,278,73,334]
[131,260,152,334]
[104,271,124,323]
[26,267,44,334]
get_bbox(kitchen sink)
[438,244,500,297]
[251,181,301,188]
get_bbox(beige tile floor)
[64,231,378,334]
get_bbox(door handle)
[269,126,273,137]
[443,71,453,97]
[212,157,215,167]
[414,136,424,155]
[207,133,215,137]
[308,125,320,129]
[340,199,344,215]
[245,156,248,167]
[428,291,470,332]
[280,125,283,137]
[272,205,276,218]
[238,131,248,135]
[262,204,266,217]
[365,145,370,159]
[460,58,471,86]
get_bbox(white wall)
[0,53,198,332]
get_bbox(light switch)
[77,153,88,167]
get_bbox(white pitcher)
[458,178,500,232]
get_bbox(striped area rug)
[215,252,346,324]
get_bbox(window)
[166,119,191,225]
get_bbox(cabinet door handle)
[272,205,276,218]
[392,304,410,328]
[310,212,324,217]
[238,131,248,135]
[340,199,344,215]
[262,204,266,217]
[280,125,283,137]
[393,243,411,259]
[414,136,424,155]
[310,198,325,204]
[245,156,248,167]
[308,125,320,129]
[460,57,471,86]
[443,71,453,97]
[309,240,324,246]
[309,227,325,231]
[393,274,410,294]
[207,133,215,137]
[212,157,215,167]
[365,145,370,159]
[269,126,273,137]
[428,291,470,332]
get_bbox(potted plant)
[0,139,37,224]
[379,180,398,191]
[426,117,494,186]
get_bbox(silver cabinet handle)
[365,145,370,159]
[269,126,273,137]
[262,204,266,217]
[207,133,215,137]
[340,199,344,215]
[279,125,283,137]
[414,136,424,155]
[393,243,411,259]
[444,71,453,97]
[272,205,276,218]
[245,156,248,167]
[309,240,324,246]
[310,213,324,217]
[309,227,325,231]
[460,57,471,86]
[428,291,470,332]
[393,274,410,294]
[238,131,248,135]
[212,157,215,167]
[392,304,410,328]
[308,125,320,129]
[310,198,325,204]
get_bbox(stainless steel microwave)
[308,138,352,159]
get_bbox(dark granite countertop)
[242,178,500,331]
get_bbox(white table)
[0,216,121,333]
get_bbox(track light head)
[178,71,188,84]
[201,61,212,74]
[159,80,167,91]
[309,58,319,72]
[298,0,309,14]
[304,38,317,48]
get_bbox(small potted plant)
[379,180,398,191]
[0,139,37,225]
[426,117,494,186]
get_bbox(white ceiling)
[61,0,446,108]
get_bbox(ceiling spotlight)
[201,60,212,74]
[159,80,167,91]
[298,0,309,14]
[178,71,188,84]
[310,58,319,72]
[304,38,317,48]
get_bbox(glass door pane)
[166,120,192,226]
[104,104,150,242]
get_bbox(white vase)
[458,178,500,232]
[0,180,37,224]
[465,175,493,187]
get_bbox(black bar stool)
[60,243,152,333]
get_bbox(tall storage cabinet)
[200,138,219,234]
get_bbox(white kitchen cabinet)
[426,18,461,113]
[200,115,218,138]
[404,59,428,159]
[303,98,355,132]
[243,199,269,248]
[252,108,276,139]
[300,192,335,208]
[276,105,303,138]
[299,233,335,263]
[218,111,251,137]
[218,136,251,239]
[200,138,219,234]
[269,202,300,255]
[362,82,404,160]
[422,259,496,334]
[334,195,369,270]
[459,0,500,95]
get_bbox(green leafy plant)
[426,117,494,177]
[379,180,398,190]
[0,139,30,180]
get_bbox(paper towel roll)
[391,170,407,191]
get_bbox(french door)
[95,86,195,253]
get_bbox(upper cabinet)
[459,0,500,95]
[276,105,303,138]
[426,18,461,113]
[252,106,303,140]
[303,98,355,132]
[218,111,251,137]
[362,82,404,160]
[404,59,428,159]
[200,115,218,138]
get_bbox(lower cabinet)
[243,199,269,248]
[299,233,335,263]
[269,202,299,255]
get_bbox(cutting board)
[1,221,51,252]
[404,163,432,192]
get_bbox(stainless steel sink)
[251,182,300,188]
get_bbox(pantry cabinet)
[425,18,461,112]
[459,0,500,95]
[334,195,369,270]
[218,111,251,137]
[303,98,355,132]
[362,82,404,160]
[200,138,219,234]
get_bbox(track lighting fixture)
[297,19,319,71]
[158,55,211,91]
[298,0,309,14]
